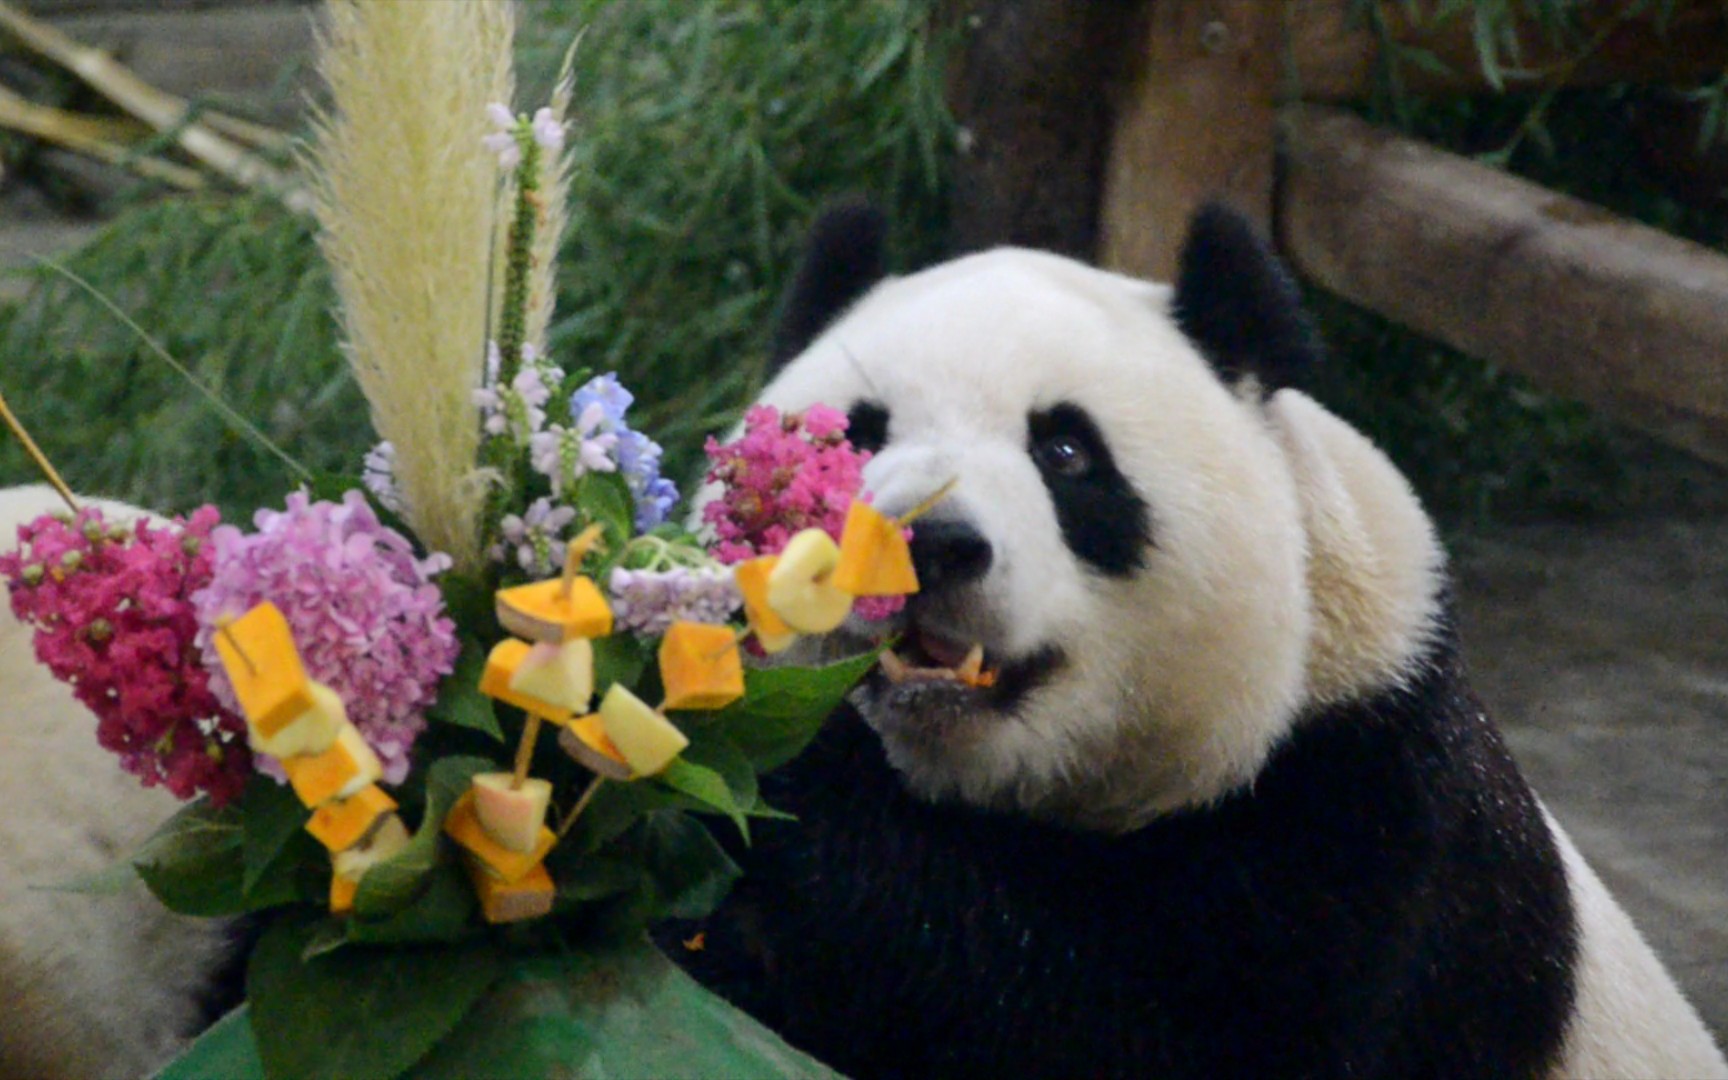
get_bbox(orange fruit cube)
[658,621,744,711]
[305,784,398,853]
[833,500,919,597]
[478,639,575,724]
[495,577,612,643]
[557,716,633,780]
[442,791,556,883]
[464,854,554,924]
[282,725,382,807]
[734,557,798,653]
[212,602,314,739]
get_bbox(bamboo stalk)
[0,389,78,513]
[511,711,543,789]
[0,86,204,190]
[0,0,307,210]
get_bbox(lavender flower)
[491,497,577,576]
[483,102,521,169]
[608,565,741,637]
[528,402,619,495]
[361,441,406,515]
[192,490,458,785]
[568,373,679,531]
[473,341,552,444]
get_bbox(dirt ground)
[1455,506,1728,1041]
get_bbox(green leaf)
[248,911,505,1080]
[132,797,246,917]
[347,860,477,946]
[427,639,503,742]
[574,470,635,556]
[549,852,643,904]
[714,649,881,771]
[655,757,748,840]
[241,775,309,895]
[435,572,496,639]
[353,755,492,919]
[590,632,649,698]
[640,810,741,920]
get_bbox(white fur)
[0,486,228,1078]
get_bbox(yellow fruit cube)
[478,639,575,724]
[330,873,358,916]
[469,773,553,854]
[212,602,314,739]
[282,724,383,807]
[251,681,347,759]
[495,577,612,643]
[557,717,633,781]
[332,813,411,881]
[734,557,799,653]
[659,622,744,711]
[832,500,920,597]
[463,853,554,924]
[766,529,853,633]
[507,639,594,713]
[306,784,398,853]
[442,791,556,884]
[597,684,688,777]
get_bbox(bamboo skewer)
[0,389,78,513]
[510,711,543,789]
[0,1,308,211]
[555,774,606,840]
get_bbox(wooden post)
[1279,104,1728,467]
[1098,1,1281,282]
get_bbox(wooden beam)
[1278,104,1728,467]
[1099,0,1281,282]
[1286,0,1728,102]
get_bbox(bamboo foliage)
[306,0,515,572]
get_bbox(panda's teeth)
[956,644,984,682]
[880,649,911,684]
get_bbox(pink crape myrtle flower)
[192,490,459,784]
[0,504,253,806]
[702,403,904,620]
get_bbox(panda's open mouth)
[869,623,1063,716]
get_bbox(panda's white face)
[757,249,1318,830]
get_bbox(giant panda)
[670,202,1728,1078]
[0,485,236,1078]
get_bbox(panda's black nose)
[908,519,993,592]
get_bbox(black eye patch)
[1027,404,1151,576]
[846,400,889,455]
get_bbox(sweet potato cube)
[332,813,411,881]
[470,773,553,854]
[212,602,314,738]
[478,639,574,724]
[557,717,633,781]
[507,639,594,713]
[659,622,744,711]
[833,500,919,597]
[734,557,798,654]
[252,680,347,759]
[282,724,382,807]
[442,791,556,883]
[330,872,358,916]
[306,784,397,853]
[464,854,554,924]
[495,577,612,643]
[598,684,688,777]
[766,528,853,633]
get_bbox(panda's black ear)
[768,198,889,372]
[1172,202,1322,392]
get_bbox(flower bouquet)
[0,4,925,1077]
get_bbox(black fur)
[845,400,890,454]
[906,519,994,592]
[769,199,889,371]
[666,626,1578,1079]
[1173,202,1323,392]
[1027,403,1151,575]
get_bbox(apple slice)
[597,684,688,777]
[478,639,574,724]
[332,813,411,881]
[765,528,853,633]
[469,772,553,853]
[507,639,594,713]
[252,680,348,759]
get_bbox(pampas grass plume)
[307,0,514,571]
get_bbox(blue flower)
[567,373,679,531]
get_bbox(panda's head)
[748,202,1446,831]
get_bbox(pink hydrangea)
[192,490,458,784]
[0,505,253,806]
[703,404,903,620]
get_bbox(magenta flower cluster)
[702,404,902,620]
[192,490,458,784]
[0,505,253,806]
